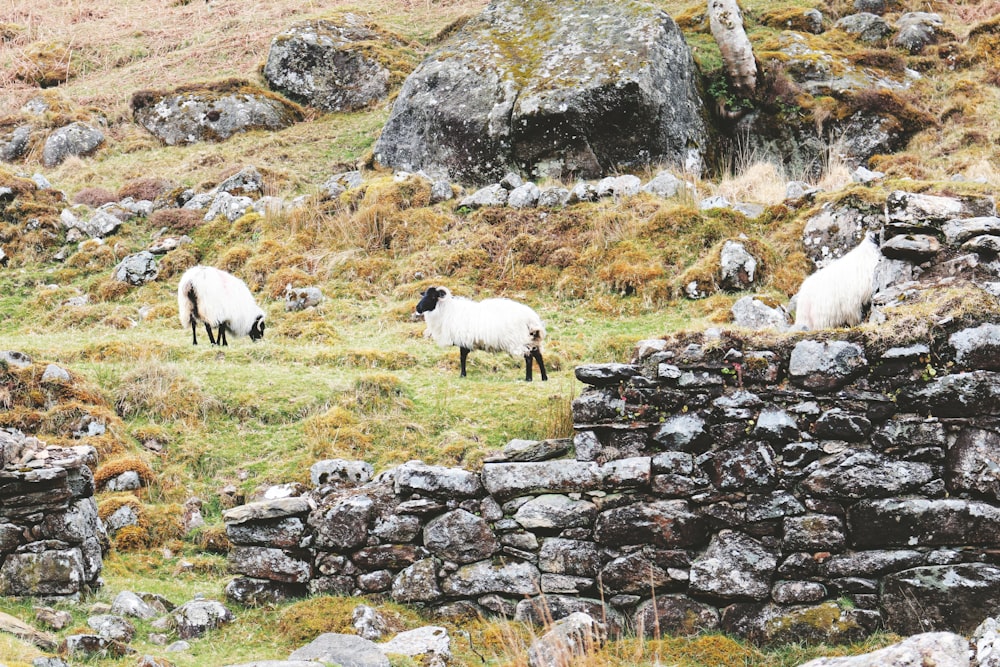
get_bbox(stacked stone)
[0,428,106,599]
[223,496,314,605]
[223,322,1000,643]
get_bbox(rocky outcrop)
[374,0,708,185]
[0,429,106,599]
[263,15,416,112]
[131,80,303,146]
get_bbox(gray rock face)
[800,451,934,499]
[689,531,777,600]
[394,460,482,498]
[508,182,540,208]
[133,83,302,145]
[719,240,757,291]
[111,590,158,620]
[632,595,719,636]
[459,184,508,209]
[440,560,540,596]
[263,17,400,112]
[898,371,1000,417]
[731,296,790,331]
[42,123,104,167]
[797,631,970,667]
[835,13,892,43]
[379,626,451,667]
[391,558,441,603]
[229,546,311,583]
[849,498,1000,548]
[0,124,31,162]
[527,612,605,667]
[86,614,135,642]
[514,495,597,530]
[373,0,707,185]
[311,494,375,550]
[788,340,868,390]
[289,633,390,667]
[62,208,122,239]
[170,598,235,639]
[893,12,943,53]
[114,251,159,285]
[423,509,498,564]
[948,428,1000,499]
[310,459,372,487]
[594,500,704,548]
[482,461,601,500]
[882,564,1000,635]
[950,324,1000,370]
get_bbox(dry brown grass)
[114,361,220,423]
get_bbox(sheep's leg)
[533,349,548,382]
[203,322,217,345]
[459,347,470,377]
[191,320,199,345]
[524,354,533,382]
[218,324,228,347]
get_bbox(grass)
[2,0,998,664]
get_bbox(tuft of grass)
[114,361,220,423]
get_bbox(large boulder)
[263,15,415,112]
[42,122,104,167]
[131,80,303,145]
[373,0,708,185]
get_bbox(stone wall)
[224,322,1000,643]
[0,429,107,599]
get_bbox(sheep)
[416,286,548,381]
[793,231,881,330]
[177,266,265,346]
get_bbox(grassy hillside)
[1,0,999,664]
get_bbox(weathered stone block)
[800,451,935,499]
[788,340,867,391]
[482,461,601,501]
[441,561,540,597]
[594,500,705,549]
[394,461,482,498]
[513,495,596,530]
[849,498,1000,548]
[689,531,776,601]
[538,538,601,577]
[228,546,311,583]
[782,514,845,552]
[226,517,306,548]
[882,564,1000,635]
[0,547,84,596]
[633,595,719,637]
[423,510,498,564]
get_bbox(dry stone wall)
[0,429,107,600]
[224,323,1000,643]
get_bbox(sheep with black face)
[416,286,547,381]
[177,266,265,346]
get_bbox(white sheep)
[794,231,881,330]
[416,286,548,381]
[177,266,265,346]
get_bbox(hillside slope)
[1,0,999,665]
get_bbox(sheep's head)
[416,286,450,314]
[249,314,265,341]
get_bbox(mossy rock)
[130,78,305,146]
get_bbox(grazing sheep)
[177,266,265,346]
[794,231,881,330]
[416,286,548,381]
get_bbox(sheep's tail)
[177,272,197,327]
